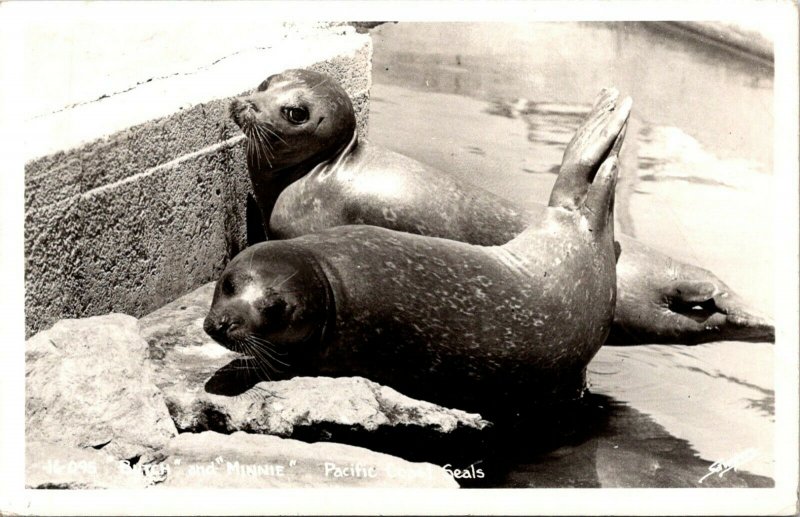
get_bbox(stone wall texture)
[24,24,372,336]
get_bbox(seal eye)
[222,276,235,296]
[283,106,309,125]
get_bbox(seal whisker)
[247,125,272,169]
[253,124,268,148]
[253,128,270,164]
[240,338,276,381]
[270,270,298,289]
[253,348,289,374]
[246,132,262,170]
[246,341,286,375]
[246,336,289,357]
[246,333,286,348]
[245,336,290,367]
[309,77,328,91]
[252,346,290,368]
[234,337,257,363]
[254,126,274,167]
[247,243,255,274]
[257,125,277,159]
[271,289,307,295]
[236,339,258,373]
[260,137,277,164]
[262,124,288,146]
[251,384,285,401]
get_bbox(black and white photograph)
[0,1,798,515]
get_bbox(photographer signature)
[699,448,759,484]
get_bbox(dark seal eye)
[283,106,309,124]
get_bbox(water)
[368,22,774,488]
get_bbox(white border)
[1,1,797,515]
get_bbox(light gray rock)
[148,431,459,488]
[172,375,490,438]
[26,441,151,489]
[26,313,178,460]
[140,283,490,444]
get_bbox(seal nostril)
[203,316,228,339]
[217,319,231,333]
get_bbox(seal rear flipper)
[581,153,620,234]
[549,94,632,211]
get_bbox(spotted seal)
[229,69,773,345]
[205,128,626,417]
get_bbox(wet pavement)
[368,22,774,488]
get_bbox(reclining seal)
[205,124,627,418]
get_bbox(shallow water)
[368,22,774,488]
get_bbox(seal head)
[203,244,332,373]
[230,69,357,172]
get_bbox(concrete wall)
[24,23,372,336]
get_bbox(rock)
[140,282,490,461]
[147,431,459,488]
[26,441,150,489]
[26,314,178,461]
[193,375,489,436]
[139,282,239,392]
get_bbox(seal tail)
[548,92,632,212]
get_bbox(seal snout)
[203,311,243,348]
[229,98,257,129]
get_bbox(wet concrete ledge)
[24,22,373,336]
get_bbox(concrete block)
[25,34,373,212]
[24,199,86,323]
[77,140,251,319]
[25,23,373,336]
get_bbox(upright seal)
[229,68,773,345]
[205,125,627,418]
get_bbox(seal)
[230,68,773,345]
[204,138,625,418]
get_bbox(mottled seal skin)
[205,141,625,418]
[231,69,773,345]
